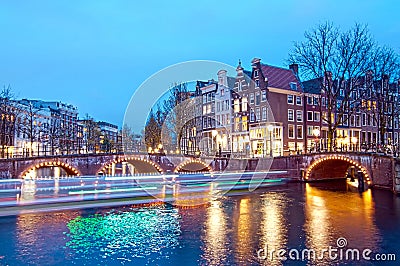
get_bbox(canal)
[0,181,399,265]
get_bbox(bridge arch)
[305,155,371,184]
[174,159,212,173]
[20,161,81,179]
[97,156,164,175]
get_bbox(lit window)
[242,97,248,112]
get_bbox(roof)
[260,64,303,92]
[302,78,323,94]
[227,76,236,89]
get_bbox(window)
[220,89,224,96]
[362,113,366,126]
[288,124,295,139]
[238,81,242,91]
[242,116,248,131]
[287,95,294,104]
[234,117,240,131]
[296,96,302,106]
[322,97,326,107]
[307,96,313,105]
[242,97,248,112]
[203,105,207,115]
[356,115,360,127]
[262,90,267,101]
[290,82,297,90]
[262,107,267,121]
[225,100,230,110]
[256,107,260,121]
[226,114,230,125]
[255,92,260,105]
[296,110,303,122]
[288,109,294,121]
[350,115,355,127]
[314,112,320,122]
[367,114,371,126]
[297,125,303,139]
[250,93,254,104]
[313,97,318,105]
[256,80,260,87]
[343,114,348,126]
[307,126,313,136]
[307,111,313,121]
[216,102,220,112]
[250,109,255,122]
[254,70,258,77]
[234,99,240,113]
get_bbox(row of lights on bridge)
[174,159,212,173]
[22,161,80,178]
[305,155,371,184]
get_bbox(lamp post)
[212,129,218,155]
[312,128,320,152]
[267,124,273,157]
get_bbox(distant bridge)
[0,152,399,193]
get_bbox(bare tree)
[0,86,20,158]
[289,22,375,150]
[161,82,196,152]
[81,114,101,153]
[368,46,400,148]
[19,102,45,156]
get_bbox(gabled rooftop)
[260,64,303,92]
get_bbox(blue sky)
[1,0,399,131]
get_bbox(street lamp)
[312,128,320,152]
[267,124,273,157]
[351,136,358,151]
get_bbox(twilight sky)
[1,0,399,131]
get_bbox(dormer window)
[290,82,297,90]
[254,70,259,77]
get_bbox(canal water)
[0,181,399,265]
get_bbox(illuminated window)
[242,97,248,112]
[242,116,248,131]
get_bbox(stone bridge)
[0,152,399,193]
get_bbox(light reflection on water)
[65,206,181,264]
[0,182,399,266]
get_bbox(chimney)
[251,57,261,67]
[289,64,298,75]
